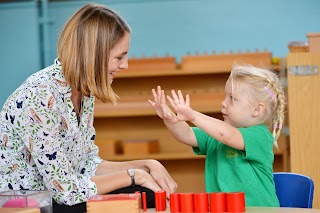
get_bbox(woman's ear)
[252,102,265,117]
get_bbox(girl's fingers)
[177,90,185,105]
[171,90,180,105]
[151,88,158,102]
[161,90,166,105]
[185,94,190,106]
[166,95,176,109]
[148,100,155,107]
[156,86,161,103]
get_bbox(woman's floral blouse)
[0,59,103,205]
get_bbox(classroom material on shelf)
[126,55,177,71]
[288,32,320,53]
[181,49,272,72]
[95,139,122,158]
[306,32,320,53]
[122,139,159,155]
[86,193,141,213]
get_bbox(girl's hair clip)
[264,86,275,100]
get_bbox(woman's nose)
[120,59,128,69]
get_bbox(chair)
[273,172,314,208]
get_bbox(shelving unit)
[93,52,289,193]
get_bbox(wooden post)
[287,52,320,208]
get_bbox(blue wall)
[0,0,319,107]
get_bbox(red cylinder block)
[155,190,167,211]
[194,193,209,213]
[209,192,226,213]
[169,193,181,213]
[226,192,245,212]
[180,193,194,213]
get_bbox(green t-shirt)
[192,124,279,207]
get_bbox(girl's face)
[221,79,257,128]
[108,32,131,84]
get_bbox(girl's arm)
[190,111,244,150]
[167,90,244,150]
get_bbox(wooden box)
[181,51,272,72]
[86,194,140,213]
[288,41,309,53]
[122,139,159,155]
[307,32,320,53]
[95,140,122,159]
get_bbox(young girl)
[149,63,286,206]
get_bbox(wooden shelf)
[115,66,231,78]
[94,93,224,117]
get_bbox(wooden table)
[142,207,320,212]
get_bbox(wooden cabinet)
[93,53,289,193]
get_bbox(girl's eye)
[116,57,123,60]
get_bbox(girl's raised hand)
[167,90,195,122]
[148,86,179,123]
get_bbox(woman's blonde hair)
[57,3,131,104]
[229,64,286,148]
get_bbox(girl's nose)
[221,98,227,107]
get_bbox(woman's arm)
[95,159,177,194]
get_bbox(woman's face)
[108,32,131,84]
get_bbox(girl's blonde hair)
[57,3,131,104]
[229,64,286,148]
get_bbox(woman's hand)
[144,160,177,196]
[148,86,179,123]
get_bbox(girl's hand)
[148,86,179,123]
[167,90,195,122]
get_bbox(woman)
[0,3,177,212]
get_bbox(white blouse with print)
[0,59,102,205]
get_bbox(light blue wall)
[0,1,41,108]
[0,0,319,107]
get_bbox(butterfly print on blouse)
[16,100,23,108]
[8,183,13,190]
[46,151,57,160]
[9,115,15,125]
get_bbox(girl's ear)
[253,102,265,117]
